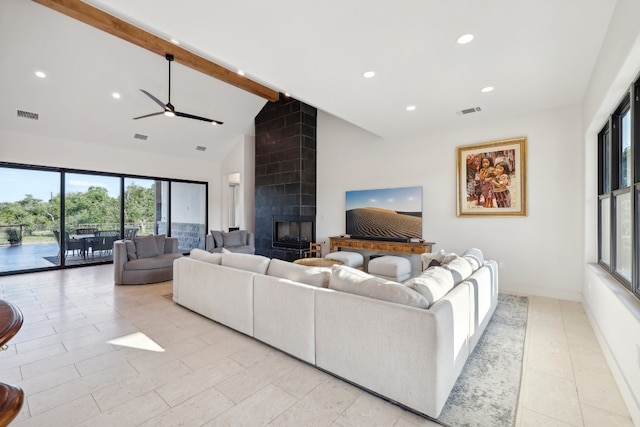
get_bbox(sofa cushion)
[462,248,484,271]
[154,234,166,254]
[210,230,224,247]
[239,230,248,245]
[329,265,428,308]
[134,235,159,259]
[405,266,455,307]
[123,253,182,271]
[222,230,243,247]
[125,239,137,260]
[267,258,330,288]
[222,252,270,274]
[444,256,473,283]
[189,248,222,264]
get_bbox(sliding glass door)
[0,162,208,275]
[64,173,121,265]
[0,166,61,272]
[171,181,206,252]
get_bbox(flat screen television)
[345,186,422,241]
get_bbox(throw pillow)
[190,248,222,264]
[154,234,166,254]
[222,252,270,274]
[239,230,248,245]
[210,230,224,248]
[428,259,441,268]
[222,230,243,247]
[405,266,455,307]
[267,258,330,288]
[134,235,159,259]
[329,265,428,309]
[124,239,137,260]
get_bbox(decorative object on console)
[457,136,527,216]
[345,186,422,241]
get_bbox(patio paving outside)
[0,242,112,273]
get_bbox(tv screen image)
[345,186,422,240]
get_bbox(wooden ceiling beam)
[32,0,280,102]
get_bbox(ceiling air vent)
[17,109,39,120]
[133,133,148,140]
[195,146,207,151]
[456,107,482,116]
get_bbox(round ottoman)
[325,251,364,269]
[368,255,412,282]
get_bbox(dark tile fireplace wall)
[254,94,317,261]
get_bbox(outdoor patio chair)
[92,230,119,256]
[124,228,139,239]
[53,230,85,259]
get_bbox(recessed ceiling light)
[406,105,416,111]
[112,92,121,99]
[481,86,494,93]
[363,71,375,78]
[456,34,474,44]
[237,69,245,76]
[35,71,46,78]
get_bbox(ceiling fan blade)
[175,111,224,125]
[133,111,164,120]
[140,89,167,109]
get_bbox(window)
[598,76,640,298]
[0,162,208,275]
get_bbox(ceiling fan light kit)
[134,54,223,125]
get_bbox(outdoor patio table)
[71,234,95,259]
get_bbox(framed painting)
[456,137,527,216]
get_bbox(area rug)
[436,293,529,427]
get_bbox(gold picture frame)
[456,137,527,216]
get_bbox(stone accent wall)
[254,94,317,260]
[157,221,205,252]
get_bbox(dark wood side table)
[0,300,24,426]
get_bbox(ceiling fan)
[134,54,223,125]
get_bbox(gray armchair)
[113,235,182,285]
[206,229,255,254]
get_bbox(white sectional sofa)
[172,248,498,418]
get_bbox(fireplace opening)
[273,216,315,249]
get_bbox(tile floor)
[0,265,634,426]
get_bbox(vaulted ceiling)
[0,0,617,161]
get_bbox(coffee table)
[293,257,344,268]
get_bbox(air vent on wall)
[456,107,482,116]
[17,109,39,120]
[195,146,207,151]
[133,133,148,140]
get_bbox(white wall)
[580,0,640,423]
[0,128,223,232]
[317,104,584,300]
[220,134,255,232]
